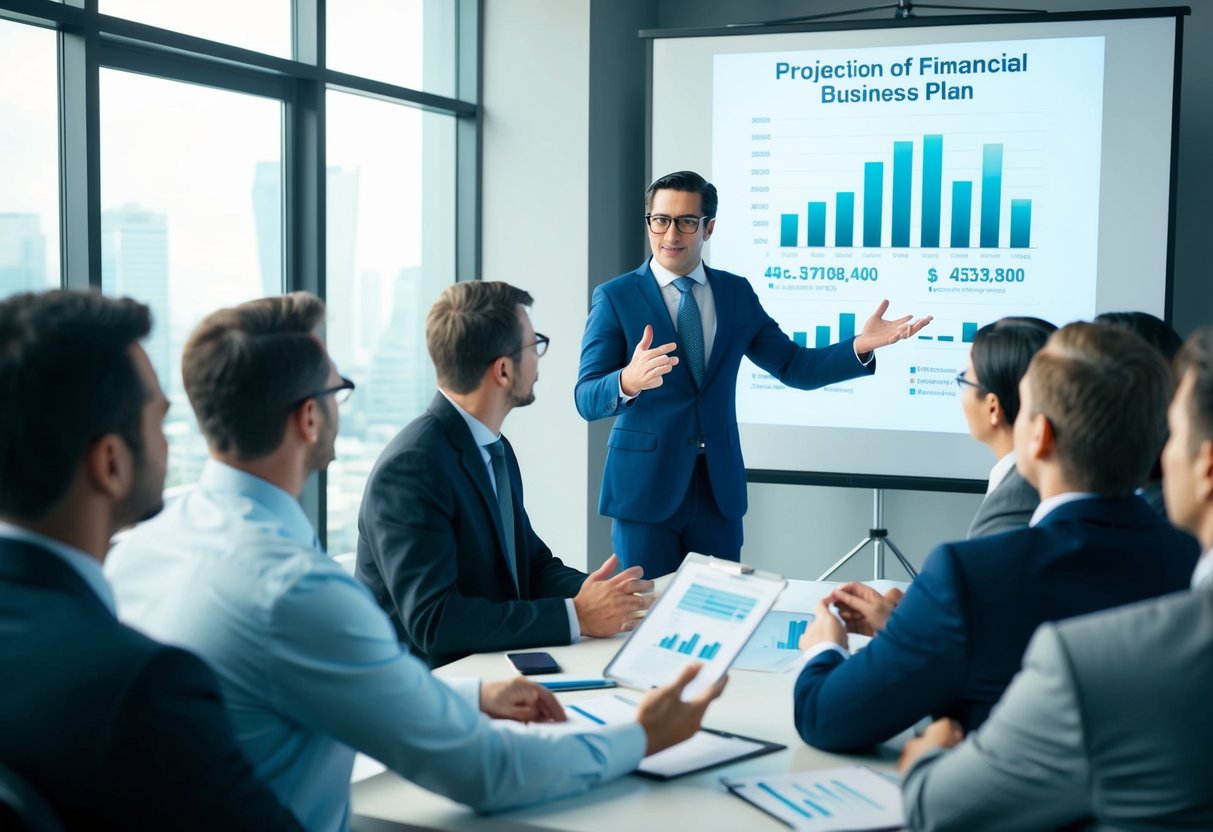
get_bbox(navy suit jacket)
[356,393,587,667]
[0,538,301,831]
[793,496,1199,752]
[576,261,873,524]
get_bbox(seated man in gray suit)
[357,282,655,667]
[899,326,1213,830]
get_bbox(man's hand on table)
[574,553,655,637]
[827,582,904,636]
[481,677,566,723]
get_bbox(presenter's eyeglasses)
[645,214,712,234]
[954,370,987,393]
[294,376,356,409]
[513,333,550,358]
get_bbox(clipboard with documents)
[604,553,787,700]
[722,766,904,831]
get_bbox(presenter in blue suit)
[575,170,931,575]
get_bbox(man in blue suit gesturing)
[576,170,931,575]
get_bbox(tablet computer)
[604,553,786,699]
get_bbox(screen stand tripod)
[816,489,917,581]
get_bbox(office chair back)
[0,764,64,832]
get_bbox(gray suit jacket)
[903,586,1213,830]
[966,466,1039,539]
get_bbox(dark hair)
[0,291,151,519]
[427,281,534,394]
[1027,322,1174,496]
[645,171,718,219]
[183,292,329,460]
[1094,311,1183,364]
[970,316,1057,425]
[1175,327,1213,449]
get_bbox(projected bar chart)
[675,583,758,621]
[792,313,858,349]
[657,632,722,659]
[775,134,1033,250]
[917,320,981,344]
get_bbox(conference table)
[350,579,910,832]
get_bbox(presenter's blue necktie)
[673,276,705,387]
[485,439,519,590]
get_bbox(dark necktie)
[485,439,519,589]
[673,276,705,387]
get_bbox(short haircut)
[1175,327,1213,449]
[0,290,151,520]
[183,292,329,460]
[645,170,719,219]
[1026,321,1173,496]
[1094,311,1183,364]
[427,281,534,394]
[970,316,1057,425]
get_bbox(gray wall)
[484,0,1211,580]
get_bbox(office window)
[327,0,458,97]
[101,0,291,58]
[100,69,282,489]
[0,20,60,297]
[324,90,456,554]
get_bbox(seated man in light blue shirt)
[106,292,724,832]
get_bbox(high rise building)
[0,213,47,296]
[101,205,171,388]
[251,161,282,299]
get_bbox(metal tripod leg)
[817,536,875,581]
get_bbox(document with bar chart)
[604,554,786,699]
[723,766,903,831]
[733,610,815,672]
[712,35,1105,434]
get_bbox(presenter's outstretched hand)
[480,677,567,724]
[828,582,904,636]
[573,554,656,637]
[898,718,965,774]
[852,299,933,359]
[799,598,847,651]
[620,325,680,397]
[636,662,727,756]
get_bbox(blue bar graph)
[698,641,721,660]
[835,192,854,247]
[657,631,719,659]
[676,583,758,621]
[776,619,809,650]
[1010,199,1032,248]
[679,634,700,655]
[807,202,826,247]
[815,326,830,349]
[921,134,943,247]
[780,213,797,247]
[659,633,679,649]
[962,321,979,342]
[863,162,883,247]
[951,181,972,248]
[891,141,912,247]
[792,331,807,348]
[839,313,856,343]
[980,143,1003,248]
[937,335,954,342]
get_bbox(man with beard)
[107,292,723,831]
[357,281,654,667]
[0,290,302,830]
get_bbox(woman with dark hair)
[959,316,1057,538]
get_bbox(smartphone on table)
[506,651,561,675]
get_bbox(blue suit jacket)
[576,261,873,524]
[0,538,301,830]
[356,394,587,667]
[793,496,1199,752]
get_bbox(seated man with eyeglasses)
[356,281,656,668]
[575,170,932,578]
[793,322,1199,753]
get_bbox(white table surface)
[350,579,909,832]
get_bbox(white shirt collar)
[1028,491,1101,527]
[649,255,707,288]
[1192,549,1213,590]
[439,389,500,449]
[987,451,1018,495]
[0,519,116,615]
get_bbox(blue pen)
[538,679,618,692]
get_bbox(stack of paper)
[722,766,903,831]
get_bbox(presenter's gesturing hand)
[620,325,680,397]
[480,677,567,724]
[828,582,905,636]
[636,663,728,756]
[852,299,934,360]
[573,554,656,637]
